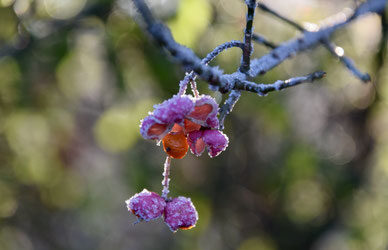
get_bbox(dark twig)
[322,40,371,82]
[234,71,327,95]
[178,40,244,95]
[256,2,372,82]
[133,0,232,92]
[257,2,305,32]
[220,0,257,129]
[219,90,242,130]
[133,0,384,94]
[202,40,244,65]
[249,0,385,79]
[252,33,278,49]
[240,0,257,73]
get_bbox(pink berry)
[164,196,198,232]
[125,189,166,221]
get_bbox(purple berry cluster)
[140,94,228,158]
[125,66,227,232]
[126,189,198,232]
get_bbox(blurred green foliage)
[0,0,387,250]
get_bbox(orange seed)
[162,132,189,159]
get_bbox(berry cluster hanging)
[126,79,228,232]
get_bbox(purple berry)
[125,189,166,221]
[164,196,198,232]
[202,129,229,158]
[153,95,195,124]
[187,129,229,158]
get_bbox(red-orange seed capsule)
[184,119,201,133]
[162,132,189,159]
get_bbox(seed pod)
[126,189,166,221]
[164,196,198,232]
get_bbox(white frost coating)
[202,40,243,65]
[161,156,171,200]
[164,196,198,232]
[273,80,283,91]
[126,189,166,222]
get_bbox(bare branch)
[256,2,373,82]
[202,41,244,65]
[322,40,371,82]
[240,0,257,73]
[252,33,278,49]
[220,0,257,129]
[132,0,384,93]
[249,0,385,79]
[257,2,304,32]
[219,0,257,129]
[234,71,327,95]
[133,0,233,92]
[219,90,242,130]
[178,40,244,95]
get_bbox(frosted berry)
[125,189,166,221]
[164,196,198,232]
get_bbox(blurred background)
[0,0,387,249]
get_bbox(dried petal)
[153,95,194,125]
[164,196,198,232]
[202,130,229,158]
[126,189,166,221]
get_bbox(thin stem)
[190,80,200,98]
[252,33,278,49]
[322,39,371,82]
[178,40,243,95]
[257,2,304,31]
[161,156,172,200]
[240,0,257,73]
[234,71,326,95]
[221,0,256,128]
[202,40,244,65]
[219,90,242,130]
[178,73,192,96]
